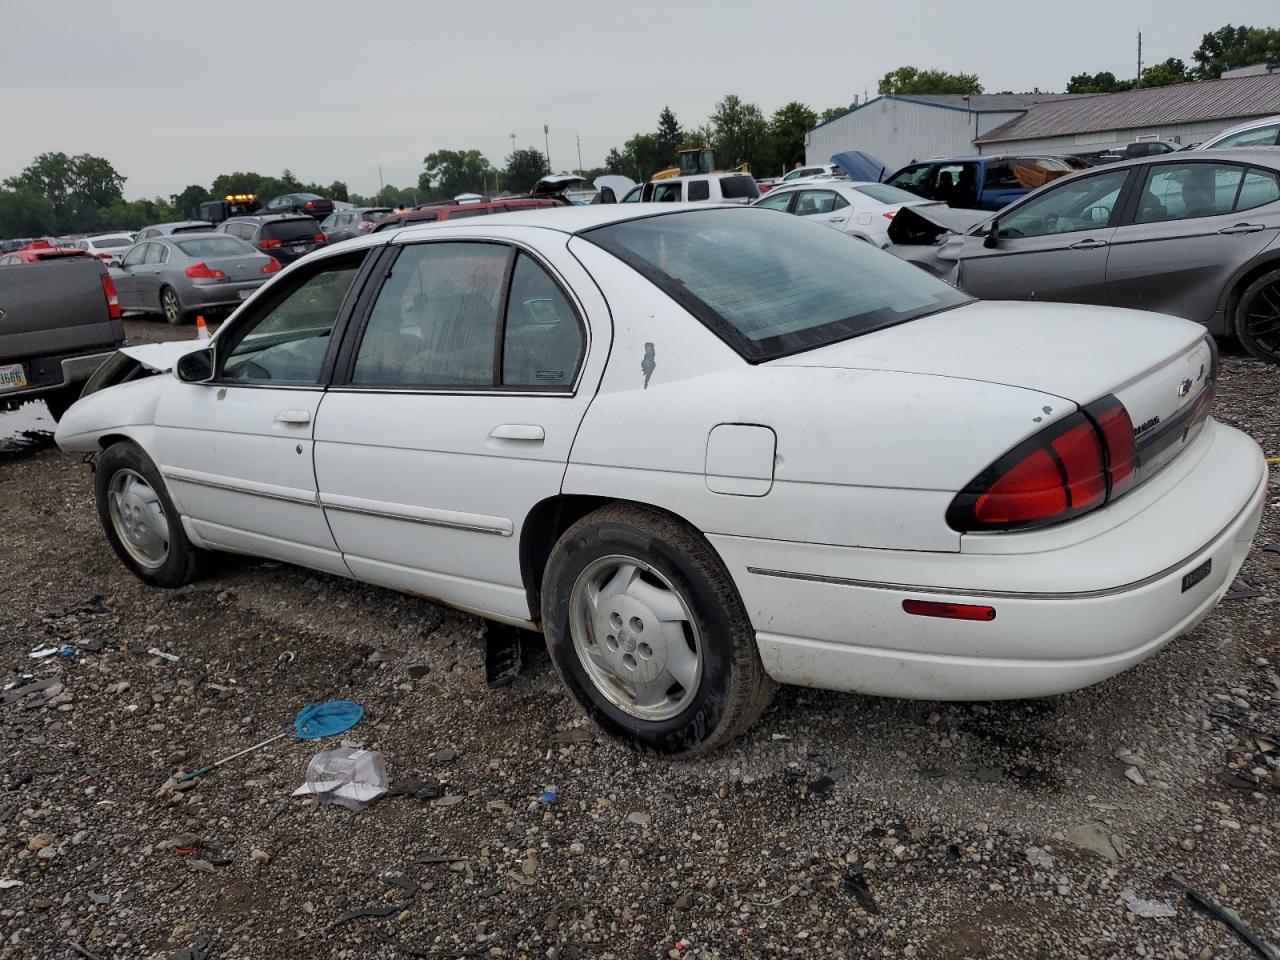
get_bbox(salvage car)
[752,180,933,247]
[891,149,1280,362]
[112,233,280,324]
[886,154,1076,209]
[217,215,328,264]
[55,205,1266,754]
[1194,115,1280,150]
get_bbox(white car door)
[312,233,605,624]
[152,248,377,575]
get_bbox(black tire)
[160,286,187,326]
[541,504,775,756]
[1234,267,1280,363]
[95,441,203,587]
[42,385,81,423]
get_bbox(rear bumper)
[711,421,1267,700]
[0,349,116,404]
[183,280,266,309]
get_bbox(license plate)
[1181,558,1212,593]
[288,245,305,253]
[238,289,252,299]
[0,363,28,392]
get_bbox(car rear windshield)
[94,237,132,248]
[717,175,759,200]
[265,219,321,241]
[585,208,970,362]
[363,209,391,221]
[852,184,926,205]
[172,224,213,234]
[177,237,257,258]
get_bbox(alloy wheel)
[162,289,180,324]
[1243,279,1280,359]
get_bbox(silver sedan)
[892,149,1280,362]
[112,234,281,325]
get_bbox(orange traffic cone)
[195,315,210,340]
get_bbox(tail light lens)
[304,200,314,208]
[258,238,282,249]
[100,273,121,319]
[260,257,281,274]
[882,211,896,220]
[313,233,326,244]
[184,262,226,279]
[948,395,1137,532]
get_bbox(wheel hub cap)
[108,469,170,570]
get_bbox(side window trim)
[333,238,588,395]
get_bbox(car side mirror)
[175,347,215,384]
[983,219,1000,249]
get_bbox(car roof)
[1209,113,1280,136]
[228,214,313,223]
[1092,147,1280,172]
[390,202,741,240]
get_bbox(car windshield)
[93,237,132,248]
[852,184,927,205]
[177,237,257,258]
[266,219,320,241]
[585,208,971,362]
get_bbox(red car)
[371,197,563,233]
[0,240,92,265]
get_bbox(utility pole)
[576,132,583,176]
[509,133,516,158]
[544,125,551,172]
[1136,31,1143,88]
[377,166,384,194]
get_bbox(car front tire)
[95,441,203,587]
[1234,267,1280,363]
[541,504,775,755]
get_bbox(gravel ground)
[1,320,1277,960]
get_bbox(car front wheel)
[541,504,775,755]
[1234,267,1280,363]
[95,441,203,587]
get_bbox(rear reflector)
[100,273,121,320]
[902,599,996,621]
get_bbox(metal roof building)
[976,74,1280,154]
[804,93,1082,171]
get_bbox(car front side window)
[996,169,1129,239]
[120,245,147,268]
[220,253,365,384]
[351,242,508,387]
[756,191,794,212]
[1135,162,1244,223]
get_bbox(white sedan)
[55,205,1266,755]
[752,180,935,247]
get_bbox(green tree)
[1066,70,1129,93]
[171,184,212,219]
[769,101,818,170]
[420,149,495,198]
[1141,58,1190,88]
[709,94,770,173]
[326,181,350,203]
[818,105,850,123]
[656,106,682,168]
[4,152,127,233]
[1192,24,1280,79]
[878,66,983,95]
[0,187,56,237]
[503,148,550,194]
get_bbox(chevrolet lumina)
[54,205,1267,755]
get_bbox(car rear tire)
[95,440,203,587]
[1234,268,1280,363]
[541,504,775,756]
[160,286,187,326]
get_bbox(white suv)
[621,173,759,204]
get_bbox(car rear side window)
[502,254,583,388]
[144,243,167,265]
[586,208,970,362]
[687,179,710,201]
[717,176,759,200]
[266,219,321,242]
[1235,168,1280,211]
[351,242,508,387]
[1136,162,1244,223]
[443,207,491,219]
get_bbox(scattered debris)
[27,645,59,659]
[1024,846,1054,870]
[1123,889,1177,918]
[169,934,212,960]
[147,647,181,663]
[1065,822,1119,863]
[550,728,593,745]
[297,747,387,810]
[389,778,444,800]
[1167,873,1279,960]
[1125,766,1147,786]
[334,904,399,926]
[1223,579,1263,601]
[626,811,652,827]
[2,677,60,705]
[841,871,880,915]
[69,942,104,960]
[539,787,558,804]
[808,767,846,794]
[384,874,419,898]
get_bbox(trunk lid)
[203,253,270,281]
[775,300,1215,479]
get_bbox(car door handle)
[1218,223,1265,235]
[275,409,312,425]
[1069,238,1108,249]
[489,424,544,441]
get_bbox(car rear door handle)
[275,409,312,425]
[1069,238,1108,249]
[489,424,544,441]
[1218,223,1265,235]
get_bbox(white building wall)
[805,99,1024,169]
[977,117,1259,155]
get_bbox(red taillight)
[1087,398,1136,496]
[972,447,1067,525]
[313,233,326,244]
[260,257,281,274]
[304,200,314,208]
[184,261,226,279]
[903,599,996,621]
[96,252,112,260]
[100,273,120,319]
[258,238,282,249]
[882,211,896,220]
[1050,420,1106,513]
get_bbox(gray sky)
[4,0,1276,198]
